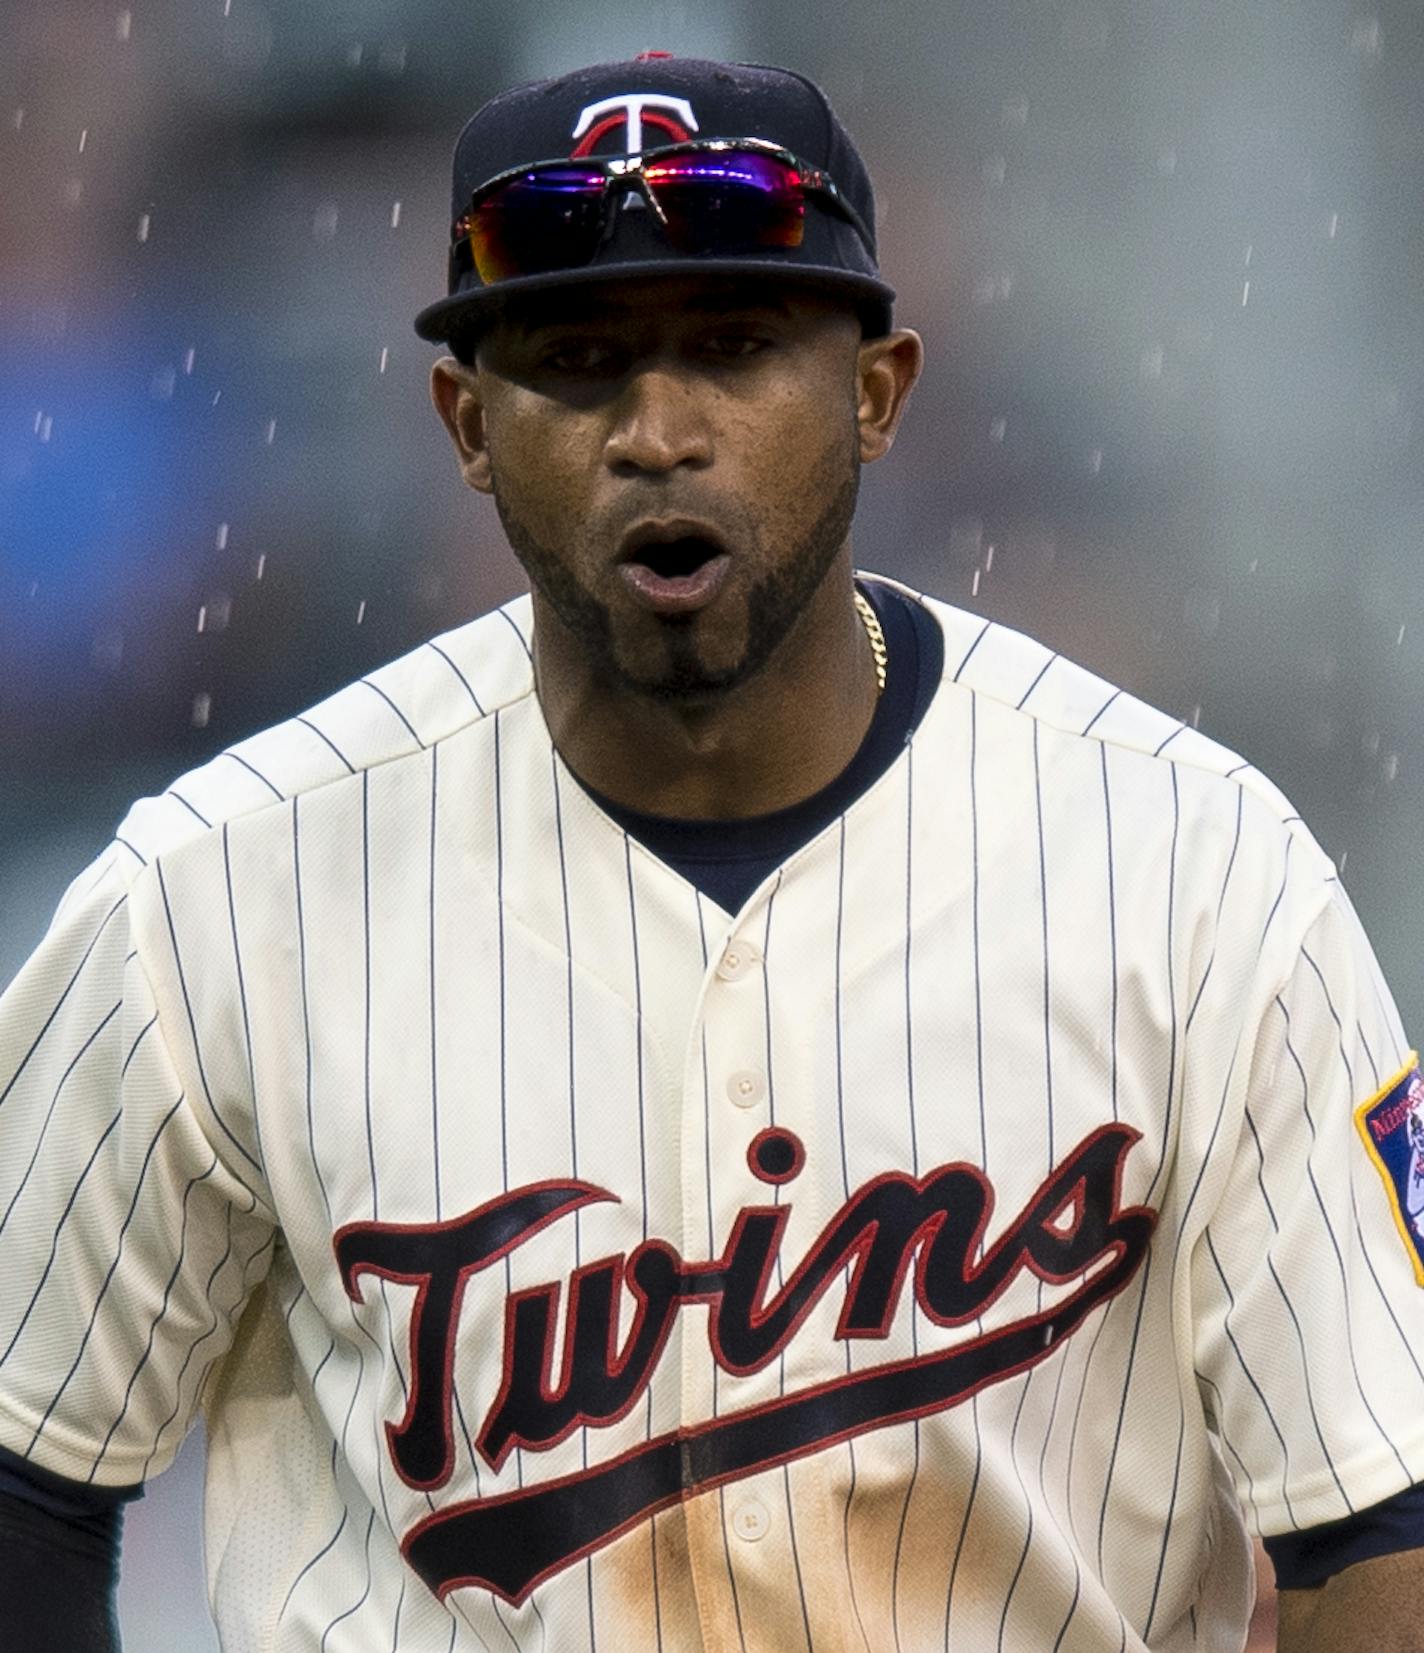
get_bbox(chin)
[618,650,757,706]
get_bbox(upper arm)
[0,852,274,1489]
[1192,883,1424,1537]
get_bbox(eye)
[539,340,621,374]
[701,332,771,360]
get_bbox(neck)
[533,557,880,821]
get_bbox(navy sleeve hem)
[1265,1482,1424,1589]
[0,1443,143,1525]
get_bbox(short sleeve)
[1192,880,1424,1537]
[0,850,275,1489]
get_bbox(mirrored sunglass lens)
[468,168,608,282]
[642,151,807,251]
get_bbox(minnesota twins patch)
[1355,1053,1424,1286]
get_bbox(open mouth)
[618,526,733,615]
[631,536,723,578]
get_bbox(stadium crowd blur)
[3,2,1421,1646]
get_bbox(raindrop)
[196,605,207,633]
[212,391,222,406]
[390,200,402,229]
[355,599,367,625]
[1241,281,1251,307]
[184,348,196,374]
[1328,213,1339,239]
[115,10,131,40]
[973,272,1015,305]
[1398,625,1407,647]
[1088,449,1104,474]
[989,417,1007,443]
[255,554,266,580]
[78,128,88,153]
[379,347,389,374]
[985,544,996,572]
[1191,704,1202,729]
[971,569,982,597]
[1384,753,1401,783]
[216,521,229,550]
[263,418,277,444]
[192,693,213,729]
[1244,245,1253,266]
[37,415,53,443]
[26,581,38,598]
[136,212,151,243]
[1339,851,1349,873]
[11,108,24,131]
[223,0,231,12]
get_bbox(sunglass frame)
[449,137,876,283]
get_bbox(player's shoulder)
[111,593,537,873]
[878,575,1328,866]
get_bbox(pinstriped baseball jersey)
[1,573,1421,1651]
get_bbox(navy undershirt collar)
[577,581,944,913]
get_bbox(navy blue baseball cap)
[412,54,895,345]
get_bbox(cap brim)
[413,259,896,343]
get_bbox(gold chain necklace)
[854,589,888,695]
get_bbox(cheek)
[488,412,595,526]
[736,380,856,491]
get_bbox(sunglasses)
[449,138,875,288]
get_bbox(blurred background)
[3,0,1421,1645]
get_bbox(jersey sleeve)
[1192,879,1424,1538]
[0,849,275,1489]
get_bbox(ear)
[430,356,494,494]
[855,329,925,464]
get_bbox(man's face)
[461,275,866,702]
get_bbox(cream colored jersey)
[1,575,1422,1652]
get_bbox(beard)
[489,442,862,704]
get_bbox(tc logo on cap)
[571,93,699,157]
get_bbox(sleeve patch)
[1355,1054,1424,1286]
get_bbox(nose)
[602,364,714,476]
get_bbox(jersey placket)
[677,880,786,1653]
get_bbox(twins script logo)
[570,92,699,156]
[334,1123,1156,1604]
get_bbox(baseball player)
[0,52,1422,1652]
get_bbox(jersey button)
[731,1498,771,1543]
[716,940,762,982]
[726,1069,766,1109]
